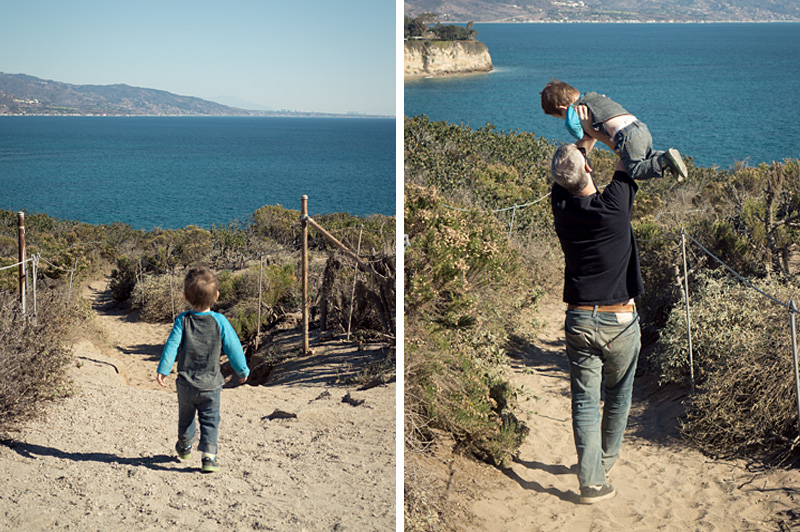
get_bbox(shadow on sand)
[1,440,195,473]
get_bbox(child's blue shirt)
[157,310,250,390]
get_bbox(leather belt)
[567,303,636,313]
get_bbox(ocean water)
[405,23,800,169]
[0,116,396,230]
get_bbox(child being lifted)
[541,79,688,181]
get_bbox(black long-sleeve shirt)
[551,170,644,306]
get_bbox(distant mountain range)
[0,73,383,118]
[404,0,800,22]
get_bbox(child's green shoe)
[175,442,192,461]
[662,148,688,182]
[201,455,220,473]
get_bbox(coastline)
[0,205,395,233]
[404,69,493,81]
[0,112,394,119]
[424,19,800,24]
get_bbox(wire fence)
[0,253,80,316]
[3,200,395,355]
[442,189,553,238]
[674,227,800,438]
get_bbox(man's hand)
[238,375,248,385]
[576,104,615,151]
[156,373,167,387]
[575,104,592,131]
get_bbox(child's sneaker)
[201,454,220,473]
[579,483,616,504]
[175,442,192,461]
[661,148,688,182]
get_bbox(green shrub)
[314,212,395,255]
[405,335,528,468]
[216,262,299,341]
[228,304,261,339]
[405,183,521,326]
[261,263,298,307]
[109,255,138,302]
[174,225,213,267]
[404,182,535,467]
[252,204,300,247]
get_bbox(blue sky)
[1,0,396,115]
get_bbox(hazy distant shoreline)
[0,72,394,119]
[0,113,394,119]
[433,20,800,24]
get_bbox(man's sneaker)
[579,483,616,504]
[662,148,688,182]
[201,455,220,473]
[604,461,616,478]
[175,442,192,461]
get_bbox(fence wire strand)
[0,258,30,271]
[442,190,552,215]
[682,229,794,312]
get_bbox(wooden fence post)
[301,195,310,355]
[18,212,26,314]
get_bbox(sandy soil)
[0,279,396,532]
[419,295,800,532]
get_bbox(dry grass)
[655,271,800,465]
[0,290,83,434]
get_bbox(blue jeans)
[564,308,640,487]
[614,121,665,180]
[176,381,221,455]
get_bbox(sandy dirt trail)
[442,295,800,531]
[0,279,395,532]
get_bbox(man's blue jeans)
[564,308,640,487]
[176,381,221,455]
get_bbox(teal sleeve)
[213,313,250,378]
[565,105,584,140]
[157,313,185,375]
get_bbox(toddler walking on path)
[156,266,250,473]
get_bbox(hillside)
[0,73,249,116]
[404,0,800,22]
[0,73,386,117]
[404,116,800,530]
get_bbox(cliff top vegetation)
[404,0,800,23]
[404,13,478,41]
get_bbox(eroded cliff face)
[404,40,493,78]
